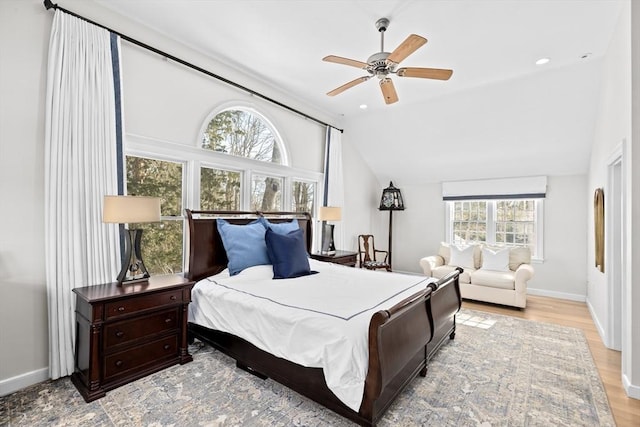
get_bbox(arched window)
[201,108,286,165]
[198,106,295,212]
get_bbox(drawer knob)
[115,331,124,338]
[170,295,177,300]
[117,306,125,312]
[115,360,123,367]
[165,318,172,324]
[164,344,171,350]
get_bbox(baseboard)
[0,367,49,397]
[586,298,609,346]
[623,373,640,399]
[527,287,586,302]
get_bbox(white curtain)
[44,11,122,379]
[325,127,345,250]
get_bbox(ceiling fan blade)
[386,34,427,64]
[379,78,399,104]
[396,67,453,80]
[323,55,369,69]
[327,76,371,96]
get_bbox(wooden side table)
[310,250,358,267]
[71,274,194,402]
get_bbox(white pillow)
[481,247,510,271]
[449,245,475,269]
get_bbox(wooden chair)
[358,234,391,271]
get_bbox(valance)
[442,176,547,201]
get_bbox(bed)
[185,210,462,426]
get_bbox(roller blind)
[442,176,547,201]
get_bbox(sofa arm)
[419,255,444,277]
[514,264,534,291]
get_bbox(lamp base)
[321,223,336,255]
[117,228,151,285]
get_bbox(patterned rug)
[0,309,615,426]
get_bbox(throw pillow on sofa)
[449,245,475,269]
[481,247,510,271]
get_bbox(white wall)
[0,0,51,393]
[627,0,640,398]
[0,0,377,394]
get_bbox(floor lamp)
[379,181,405,269]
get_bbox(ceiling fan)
[323,18,453,105]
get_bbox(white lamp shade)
[103,195,161,224]
[318,206,342,221]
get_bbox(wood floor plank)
[462,295,640,427]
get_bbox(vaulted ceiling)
[96,0,625,184]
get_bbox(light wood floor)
[463,295,640,427]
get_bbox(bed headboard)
[185,209,313,282]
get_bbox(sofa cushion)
[508,247,531,271]
[432,265,473,284]
[471,269,516,290]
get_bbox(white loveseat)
[419,243,534,308]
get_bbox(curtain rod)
[43,0,343,133]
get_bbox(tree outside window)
[292,180,315,213]
[201,108,287,211]
[126,156,184,275]
[200,167,241,210]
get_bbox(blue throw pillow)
[217,218,270,276]
[259,217,300,235]
[265,228,316,279]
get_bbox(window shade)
[442,176,547,200]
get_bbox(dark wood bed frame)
[185,209,462,426]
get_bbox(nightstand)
[71,274,195,402]
[310,250,358,267]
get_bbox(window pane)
[452,201,487,244]
[130,221,183,275]
[126,156,184,274]
[126,156,182,216]
[292,180,315,213]
[251,174,283,211]
[495,200,536,253]
[201,109,282,164]
[200,167,241,210]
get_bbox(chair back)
[358,234,379,264]
[358,234,391,271]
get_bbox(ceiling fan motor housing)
[367,52,395,78]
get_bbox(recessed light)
[359,104,368,110]
[535,57,550,65]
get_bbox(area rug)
[0,309,615,426]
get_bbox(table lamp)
[319,206,341,255]
[103,195,161,284]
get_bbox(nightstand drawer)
[104,308,179,350]
[104,334,178,381]
[105,289,182,319]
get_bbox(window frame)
[124,152,188,275]
[198,102,290,166]
[445,198,544,261]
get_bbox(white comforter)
[188,259,435,411]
